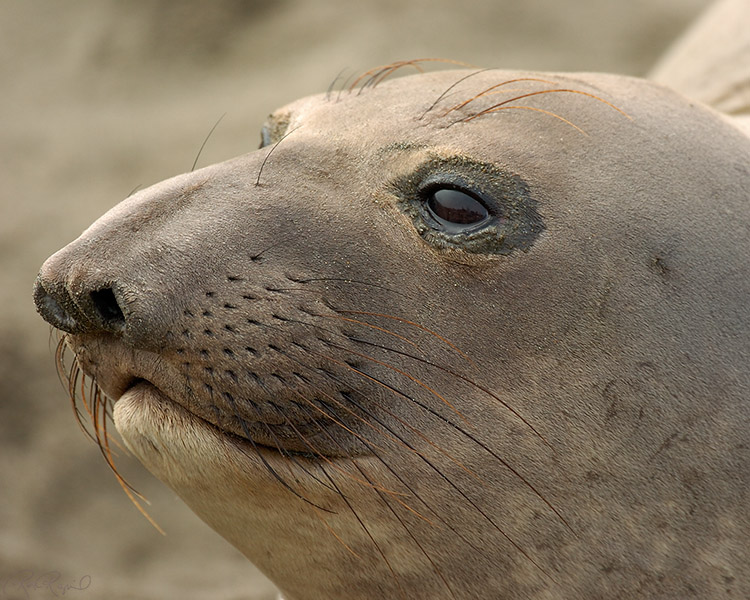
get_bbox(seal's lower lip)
[118,379,167,406]
[114,377,153,404]
[117,379,284,454]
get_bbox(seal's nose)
[34,264,126,335]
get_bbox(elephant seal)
[34,63,749,599]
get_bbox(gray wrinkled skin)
[35,66,749,600]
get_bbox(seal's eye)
[426,187,490,232]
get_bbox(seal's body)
[34,8,750,598]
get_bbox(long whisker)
[313,313,423,352]
[471,105,589,135]
[303,349,482,482]
[321,340,471,426]
[204,383,329,511]
[60,350,165,533]
[306,410,456,599]
[307,335,568,534]
[335,327,548,450]
[419,67,495,119]
[290,374,469,526]
[442,78,559,117]
[336,391,485,552]
[191,112,226,172]
[462,88,632,123]
[285,389,410,497]
[255,125,301,187]
[336,309,475,367]
[349,59,476,93]
[289,277,413,300]
[308,354,553,580]
[354,465,457,599]
[281,344,485,488]
[222,389,338,494]
[318,463,408,599]
[343,335,573,533]
[310,507,363,559]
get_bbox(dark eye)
[426,188,490,232]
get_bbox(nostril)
[90,288,125,327]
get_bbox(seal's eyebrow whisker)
[191,112,226,172]
[477,105,590,136]
[419,67,495,120]
[349,58,476,94]
[125,183,143,199]
[255,125,302,187]
[461,88,632,125]
[350,60,424,94]
[362,60,427,94]
[325,67,349,102]
[336,70,357,102]
[441,77,560,118]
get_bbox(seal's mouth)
[59,333,351,459]
[116,377,319,455]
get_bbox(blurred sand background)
[1,1,713,598]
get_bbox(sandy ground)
[1,1,712,598]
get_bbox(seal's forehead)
[274,70,646,129]
[266,68,742,155]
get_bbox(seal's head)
[34,68,750,599]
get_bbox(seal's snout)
[34,261,126,336]
[33,276,83,333]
